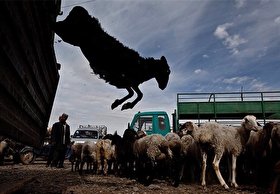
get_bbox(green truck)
[130,111,171,136]
[130,91,280,135]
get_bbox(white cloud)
[202,54,209,58]
[194,69,202,74]
[214,23,232,39]
[235,0,246,8]
[214,23,247,55]
[193,69,208,77]
[223,76,250,84]
[275,16,280,24]
[224,35,247,48]
[221,76,272,92]
[250,79,267,91]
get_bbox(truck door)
[131,115,153,135]
[131,113,170,135]
[154,114,169,135]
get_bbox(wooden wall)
[0,0,61,147]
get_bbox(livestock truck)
[130,91,280,135]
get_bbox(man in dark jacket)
[50,113,70,168]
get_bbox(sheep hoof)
[111,99,120,109]
[231,182,238,188]
[171,179,179,187]
[121,102,133,110]
[201,183,206,189]
[223,184,229,190]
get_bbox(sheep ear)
[114,130,118,135]
[161,56,167,63]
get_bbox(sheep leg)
[230,155,238,187]
[201,152,207,187]
[227,155,232,183]
[111,87,134,109]
[97,158,103,174]
[213,154,229,189]
[179,162,185,181]
[103,159,108,175]
[79,161,85,175]
[121,86,143,110]
[71,161,74,172]
[75,159,80,171]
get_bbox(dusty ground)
[0,160,270,194]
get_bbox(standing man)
[50,113,70,168]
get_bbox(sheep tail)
[100,141,105,159]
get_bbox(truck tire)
[20,147,36,165]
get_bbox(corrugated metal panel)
[0,0,61,147]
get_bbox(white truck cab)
[71,125,107,144]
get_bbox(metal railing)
[177,91,280,125]
[177,91,280,103]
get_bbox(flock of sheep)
[69,115,280,193]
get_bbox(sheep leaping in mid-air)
[180,115,259,190]
[54,6,170,110]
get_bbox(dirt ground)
[0,160,270,194]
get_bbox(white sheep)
[134,134,172,164]
[180,134,201,183]
[165,132,183,186]
[133,133,172,185]
[95,139,116,175]
[181,115,259,189]
[69,143,83,172]
[80,141,97,174]
[165,132,184,187]
[0,140,7,154]
[0,140,8,165]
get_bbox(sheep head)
[242,115,259,132]
[180,121,198,136]
[155,56,170,90]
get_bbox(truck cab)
[71,125,107,144]
[130,111,171,136]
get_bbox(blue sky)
[48,0,280,135]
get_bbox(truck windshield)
[73,130,98,139]
[133,115,153,132]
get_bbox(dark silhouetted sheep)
[54,6,170,110]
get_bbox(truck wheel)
[20,148,36,164]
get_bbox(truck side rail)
[177,91,280,124]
